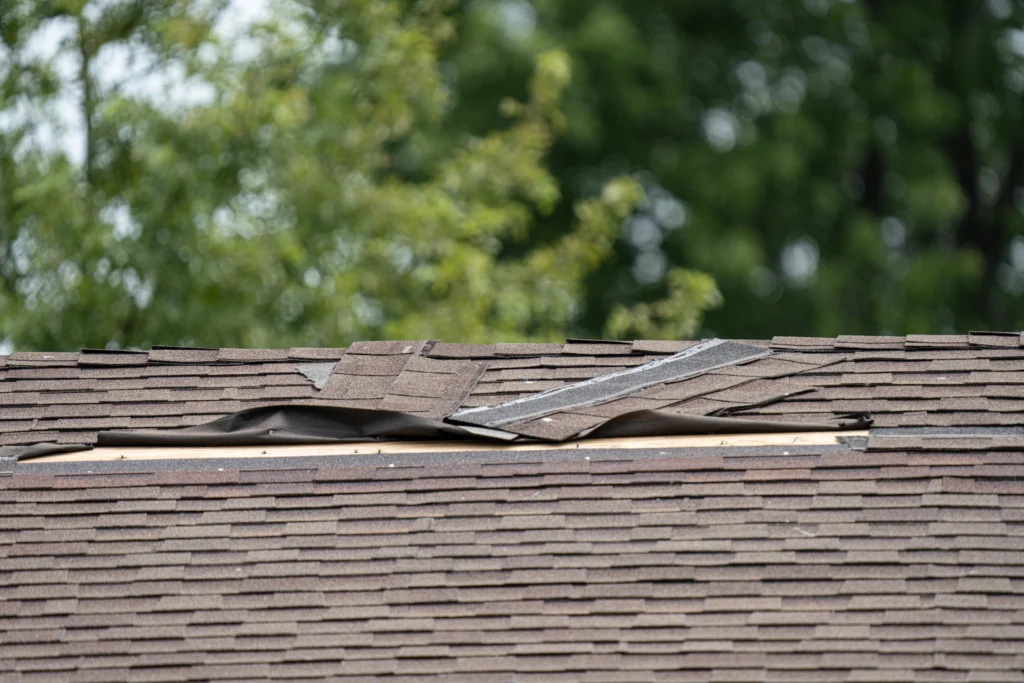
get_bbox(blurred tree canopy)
[0,0,717,349]
[446,0,1024,338]
[2,0,1024,350]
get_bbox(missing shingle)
[295,362,337,390]
[450,339,770,428]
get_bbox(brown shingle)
[216,348,290,362]
[286,347,347,360]
[771,337,837,351]
[968,332,1020,348]
[905,335,971,349]
[334,353,410,376]
[562,341,634,356]
[573,397,678,418]
[631,340,698,354]
[7,351,79,366]
[504,412,607,441]
[5,336,1024,680]
[404,355,467,374]
[386,371,450,398]
[835,336,906,350]
[319,374,395,400]
[78,350,149,367]
[148,348,219,364]
[347,340,425,355]
[495,343,565,356]
[640,374,747,401]
[426,343,498,359]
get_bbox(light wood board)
[29,431,866,462]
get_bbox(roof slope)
[3,334,1024,681]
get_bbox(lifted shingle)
[450,340,770,429]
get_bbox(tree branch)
[78,14,94,188]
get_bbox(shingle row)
[4,447,1024,681]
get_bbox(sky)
[0,0,271,165]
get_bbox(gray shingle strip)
[968,332,1020,348]
[294,363,337,390]
[449,340,770,429]
[346,340,425,355]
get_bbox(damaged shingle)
[347,340,425,355]
[295,362,337,390]
[6,334,1024,454]
[450,339,770,429]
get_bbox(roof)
[3,334,1024,681]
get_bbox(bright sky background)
[1,0,271,165]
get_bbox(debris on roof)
[449,339,770,432]
[3,336,1024,679]
[5,333,1024,456]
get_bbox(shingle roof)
[5,333,1022,449]
[3,334,1024,681]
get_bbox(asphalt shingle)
[3,335,1024,680]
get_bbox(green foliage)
[443,0,1024,336]
[0,0,716,349]
[6,0,1024,350]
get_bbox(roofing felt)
[3,334,1024,681]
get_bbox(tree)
[443,0,1024,337]
[0,0,720,350]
